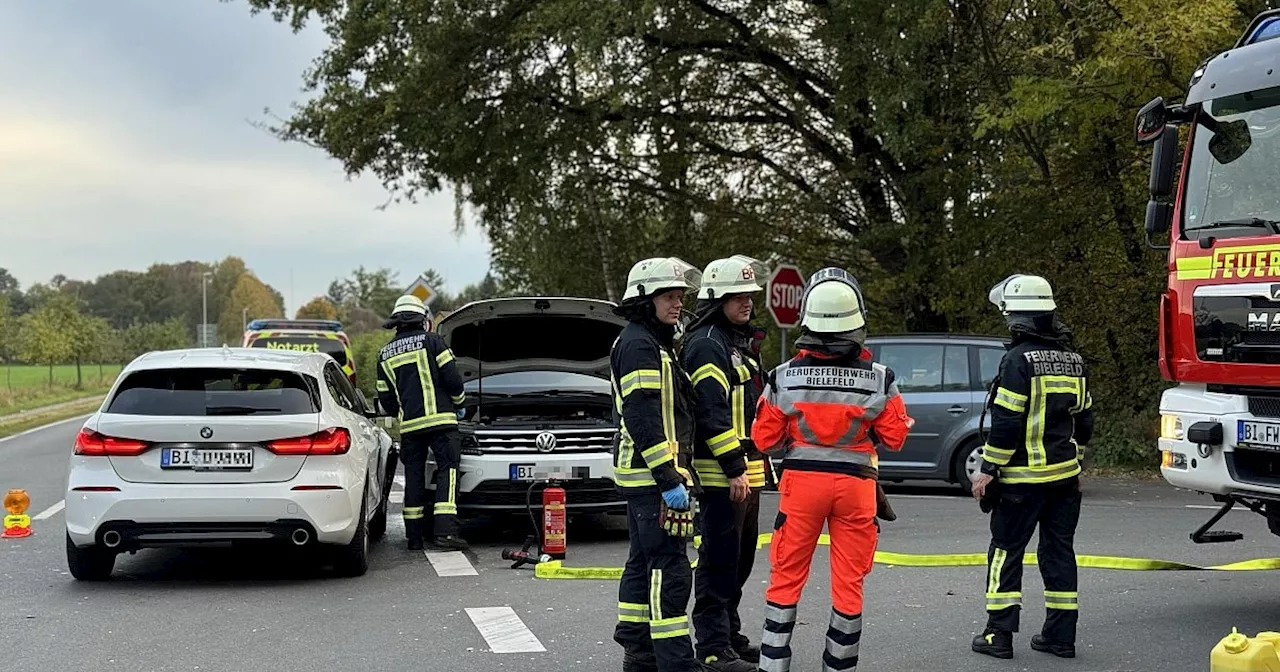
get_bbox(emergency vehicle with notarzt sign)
[1138,9,1280,544]
[242,319,357,386]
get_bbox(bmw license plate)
[1237,420,1280,451]
[161,447,254,470]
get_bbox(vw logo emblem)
[535,432,557,453]
[199,426,213,439]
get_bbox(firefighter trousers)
[614,493,697,671]
[691,486,760,658]
[761,470,876,672]
[400,428,461,539]
[984,476,1081,644]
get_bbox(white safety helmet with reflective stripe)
[698,255,766,299]
[988,274,1056,313]
[799,267,867,333]
[622,257,703,301]
[391,294,433,323]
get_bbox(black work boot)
[407,537,424,551]
[702,649,755,672]
[621,649,657,672]
[406,519,424,551]
[433,534,469,551]
[729,634,760,663]
[972,630,1014,659]
[1031,634,1076,658]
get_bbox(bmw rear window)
[106,368,320,416]
[249,335,348,367]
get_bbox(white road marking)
[33,500,65,520]
[390,491,404,504]
[1185,504,1246,511]
[0,413,91,444]
[465,607,547,654]
[885,494,959,501]
[394,474,405,488]
[426,550,478,577]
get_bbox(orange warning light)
[2,489,32,538]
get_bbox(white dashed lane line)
[33,500,65,520]
[426,550,478,576]
[465,607,547,653]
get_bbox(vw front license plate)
[1238,420,1280,451]
[510,464,589,481]
[161,447,254,470]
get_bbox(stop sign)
[766,264,806,329]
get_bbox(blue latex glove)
[662,484,689,510]
[456,409,466,420]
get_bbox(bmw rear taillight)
[266,427,351,456]
[74,429,149,457]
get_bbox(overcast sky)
[0,1,492,316]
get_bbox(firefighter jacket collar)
[1006,312,1074,347]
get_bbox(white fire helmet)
[988,274,1056,314]
[698,255,767,300]
[799,267,867,333]
[621,257,702,301]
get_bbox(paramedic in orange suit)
[750,267,913,672]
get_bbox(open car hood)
[437,297,627,380]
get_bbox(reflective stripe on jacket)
[611,321,695,494]
[752,348,911,480]
[375,328,466,434]
[681,323,765,488]
[981,337,1094,484]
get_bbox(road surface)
[4,418,1280,671]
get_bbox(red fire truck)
[1139,9,1280,543]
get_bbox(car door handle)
[947,405,969,415]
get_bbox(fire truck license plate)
[1238,421,1280,449]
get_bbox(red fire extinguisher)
[542,485,567,559]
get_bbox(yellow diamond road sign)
[406,275,438,306]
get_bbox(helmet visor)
[730,255,768,290]
[668,257,703,294]
[988,274,1024,310]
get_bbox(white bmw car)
[64,347,397,580]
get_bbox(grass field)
[0,364,122,417]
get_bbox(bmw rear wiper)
[205,405,280,415]
[1206,218,1280,234]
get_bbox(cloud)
[0,0,492,313]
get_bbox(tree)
[0,293,13,390]
[120,319,190,361]
[18,294,76,386]
[69,314,111,389]
[296,296,339,320]
[219,273,285,344]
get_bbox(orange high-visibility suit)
[752,347,911,672]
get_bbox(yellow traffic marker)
[531,532,1280,580]
[2,489,32,539]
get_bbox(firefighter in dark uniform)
[610,257,715,672]
[375,294,469,552]
[970,274,1093,660]
[682,255,769,672]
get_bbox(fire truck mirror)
[1208,119,1252,166]
[1148,129,1179,200]
[1146,200,1173,236]
[1136,97,1169,145]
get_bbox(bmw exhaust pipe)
[291,528,310,546]
[102,530,122,548]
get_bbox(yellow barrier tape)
[532,533,1280,580]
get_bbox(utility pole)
[201,271,212,347]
